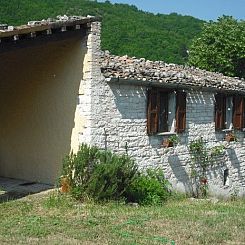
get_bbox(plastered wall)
[0,36,87,184]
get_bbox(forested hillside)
[0,0,204,64]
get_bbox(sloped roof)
[101,51,245,93]
[0,15,100,41]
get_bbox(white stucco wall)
[0,35,87,184]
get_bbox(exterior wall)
[0,35,87,184]
[86,73,245,197]
[78,22,102,146]
[2,16,241,196]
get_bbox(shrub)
[125,169,171,205]
[61,144,171,205]
[85,151,138,201]
[61,144,99,199]
[61,144,138,201]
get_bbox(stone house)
[99,53,245,197]
[0,17,244,197]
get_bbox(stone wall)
[77,21,245,198]
[77,21,103,148]
[86,75,245,197]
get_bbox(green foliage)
[188,16,245,78]
[1,192,245,244]
[125,169,171,205]
[62,144,171,205]
[0,0,204,64]
[62,144,99,198]
[84,151,138,201]
[168,134,180,145]
[189,137,225,198]
[62,144,138,201]
[210,145,225,157]
[44,191,74,209]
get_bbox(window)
[215,93,245,130]
[147,88,186,134]
[215,94,227,130]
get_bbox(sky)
[99,0,245,21]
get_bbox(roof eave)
[106,77,245,95]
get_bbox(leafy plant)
[168,134,180,145]
[85,151,138,201]
[125,169,171,205]
[61,144,99,198]
[188,16,245,78]
[61,144,171,205]
[189,137,225,198]
[210,145,225,157]
[61,144,138,201]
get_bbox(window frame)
[215,93,245,131]
[214,93,227,130]
[147,88,186,135]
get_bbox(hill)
[0,0,205,64]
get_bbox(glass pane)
[151,92,157,110]
[159,92,168,132]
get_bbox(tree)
[188,16,245,78]
[0,0,203,64]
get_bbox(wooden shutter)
[147,89,158,134]
[215,94,226,130]
[176,91,186,133]
[233,96,244,130]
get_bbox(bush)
[61,144,138,201]
[61,144,99,199]
[125,169,171,205]
[61,144,171,205]
[85,151,138,201]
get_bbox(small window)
[224,169,229,186]
[215,94,245,131]
[147,88,186,134]
[215,93,226,130]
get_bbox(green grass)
[0,191,244,244]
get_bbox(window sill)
[222,129,233,133]
[157,132,177,136]
[219,128,245,132]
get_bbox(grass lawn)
[0,191,244,245]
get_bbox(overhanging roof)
[101,51,245,94]
[0,15,101,48]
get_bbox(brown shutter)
[147,89,158,134]
[215,94,226,130]
[233,96,244,130]
[176,91,186,133]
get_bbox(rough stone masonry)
[79,21,245,198]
